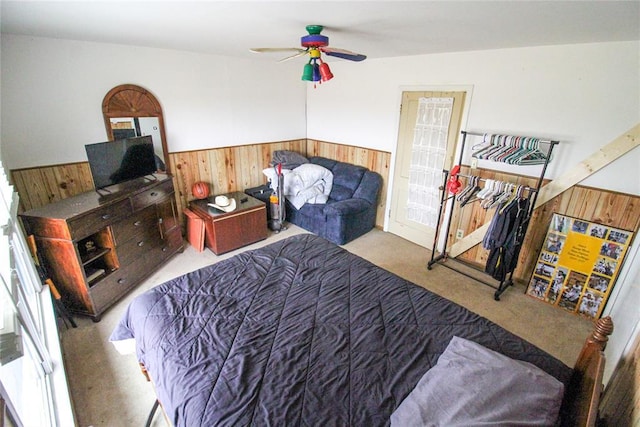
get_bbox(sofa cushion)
[309,157,368,202]
[331,163,366,197]
[330,185,356,202]
[309,157,337,171]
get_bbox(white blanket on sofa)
[264,163,333,209]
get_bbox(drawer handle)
[134,220,142,226]
[101,214,110,220]
[117,278,126,284]
[162,247,168,252]
[137,241,145,247]
[149,191,158,197]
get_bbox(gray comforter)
[110,234,570,426]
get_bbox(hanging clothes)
[484,197,530,281]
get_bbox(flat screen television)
[85,135,157,190]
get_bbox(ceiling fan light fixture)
[312,63,321,82]
[301,62,314,81]
[319,62,333,82]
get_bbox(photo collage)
[526,213,633,319]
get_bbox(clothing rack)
[427,130,559,300]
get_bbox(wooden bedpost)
[561,316,614,427]
[586,316,614,350]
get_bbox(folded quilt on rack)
[263,163,333,209]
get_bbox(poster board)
[526,213,633,319]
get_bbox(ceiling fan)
[250,25,367,85]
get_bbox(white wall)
[307,41,640,195]
[0,34,306,170]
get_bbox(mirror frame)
[102,84,171,174]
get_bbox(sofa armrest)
[325,198,372,216]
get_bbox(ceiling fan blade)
[277,49,309,62]
[249,47,305,54]
[321,47,367,62]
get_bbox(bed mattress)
[111,234,570,426]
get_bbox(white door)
[388,91,466,248]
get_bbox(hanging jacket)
[485,198,530,281]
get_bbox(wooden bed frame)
[138,317,614,427]
[560,315,614,427]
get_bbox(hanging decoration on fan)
[250,25,366,87]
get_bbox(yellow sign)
[527,214,633,319]
[557,230,601,272]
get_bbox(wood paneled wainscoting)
[11,162,95,212]
[449,166,640,284]
[11,139,392,231]
[168,139,306,223]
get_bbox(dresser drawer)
[90,231,179,314]
[90,265,148,312]
[155,227,184,259]
[131,179,174,211]
[116,226,163,268]
[68,199,132,240]
[111,205,158,245]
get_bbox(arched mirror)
[102,84,171,174]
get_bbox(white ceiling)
[1,1,639,61]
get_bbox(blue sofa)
[285,156,382,245]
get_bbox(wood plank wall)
[167,139,306,223]
[449,166,640,283]
[11,139,392,230]
[11,162,95,212]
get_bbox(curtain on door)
[406,97,453,228]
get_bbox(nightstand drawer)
[131,179,174,211]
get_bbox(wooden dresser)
[20,174,183,321]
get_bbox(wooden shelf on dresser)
[20,174,184,321]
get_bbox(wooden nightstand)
[189,191,267,255]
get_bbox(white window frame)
[0,161,75,426]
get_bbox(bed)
[110,234,612,426]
